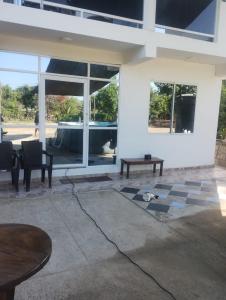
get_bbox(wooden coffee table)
[0,224,52,300]
[120,157,164,179]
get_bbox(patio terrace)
[1,166,226,299]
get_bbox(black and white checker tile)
[120,180,221,221]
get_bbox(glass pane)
[41,58,88,77]
[45,80,84,126]
[0,51,38,71]
[149,82,173,134]
[173,84,197,134]
[46,128,83,165]
[90,80,118,124]
[88,129,117,166]
[156,0,216,35]
[2,127,37,150]
[90,64,119,79]
[0,71,38,125]
[44,5,78,16]
[22,1,40,9]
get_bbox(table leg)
[120,160,124,176]
[126,164,130,179]
[160,162,163,176]
[0,288,15,300]
[153,163,156,174]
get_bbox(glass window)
[89,80,118,166]
[45,128,83,165]
[0,51,38,71]
[156,0,217,35]
[149,82,174,134]
[2,127,38,150]
[41,58,88,77]
[90,80,118,124]
[0,71,38,125]
[88,129,117,166]
[149,81,197,134]
[90,64,119,79]
[173,85,197,134]
[45,79,84,126]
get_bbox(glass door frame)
[40,73,89,168]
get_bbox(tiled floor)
[120,179,220,222]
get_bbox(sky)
[0,52,39,89]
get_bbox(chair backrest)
[0,142,13,170]
[22,141,43,167]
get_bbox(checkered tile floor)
[120,180,221,222]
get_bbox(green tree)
[91,83,118,122]
[46,95,83,122]
[217,80,226,139]
[0,84,23,121]
[149,83,172,123]
[16,85,38,117]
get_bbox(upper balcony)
[2,0,219,41]
[1,0,226,67]
[3,0,144,28]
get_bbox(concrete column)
[143,0,156,31]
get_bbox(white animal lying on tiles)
[143,192,159,202]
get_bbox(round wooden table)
[0,224,52,300]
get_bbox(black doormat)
[60,176,112,184]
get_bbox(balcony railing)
[155,24,215,42]
[2,0,144,29]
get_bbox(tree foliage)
[217,81,226,139]
[149,83,171,122]
[91,82,118,122]
[0,81,118,124]
[46,95,83,122]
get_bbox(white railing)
[4,0,143,29]
[155,24,215,42]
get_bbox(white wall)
[118,58,222,169]
[0,35,222,174]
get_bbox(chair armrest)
[42,150,53,166]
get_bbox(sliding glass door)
[40,75,88,167]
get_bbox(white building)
[0,0,225,177]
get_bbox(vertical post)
[40,0,44,9]
[0,83,2,143]
[170,84,176,134]
[143,0,156,31]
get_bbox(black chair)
[0,142,20,192]
[20,141,53,192]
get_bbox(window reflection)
[2,127,37,150]
[156,0,217,35]
[90,64,119,79]
[0,71,38,125]
[41,58,88,77]
[45,79,84,125]
[46,128,83,165]
[173,85,197,133]
[149,82,173,134]
[90,80,118,124]
[149,81,197,134]
[88,129,117,166]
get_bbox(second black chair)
[20,141,53,192]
